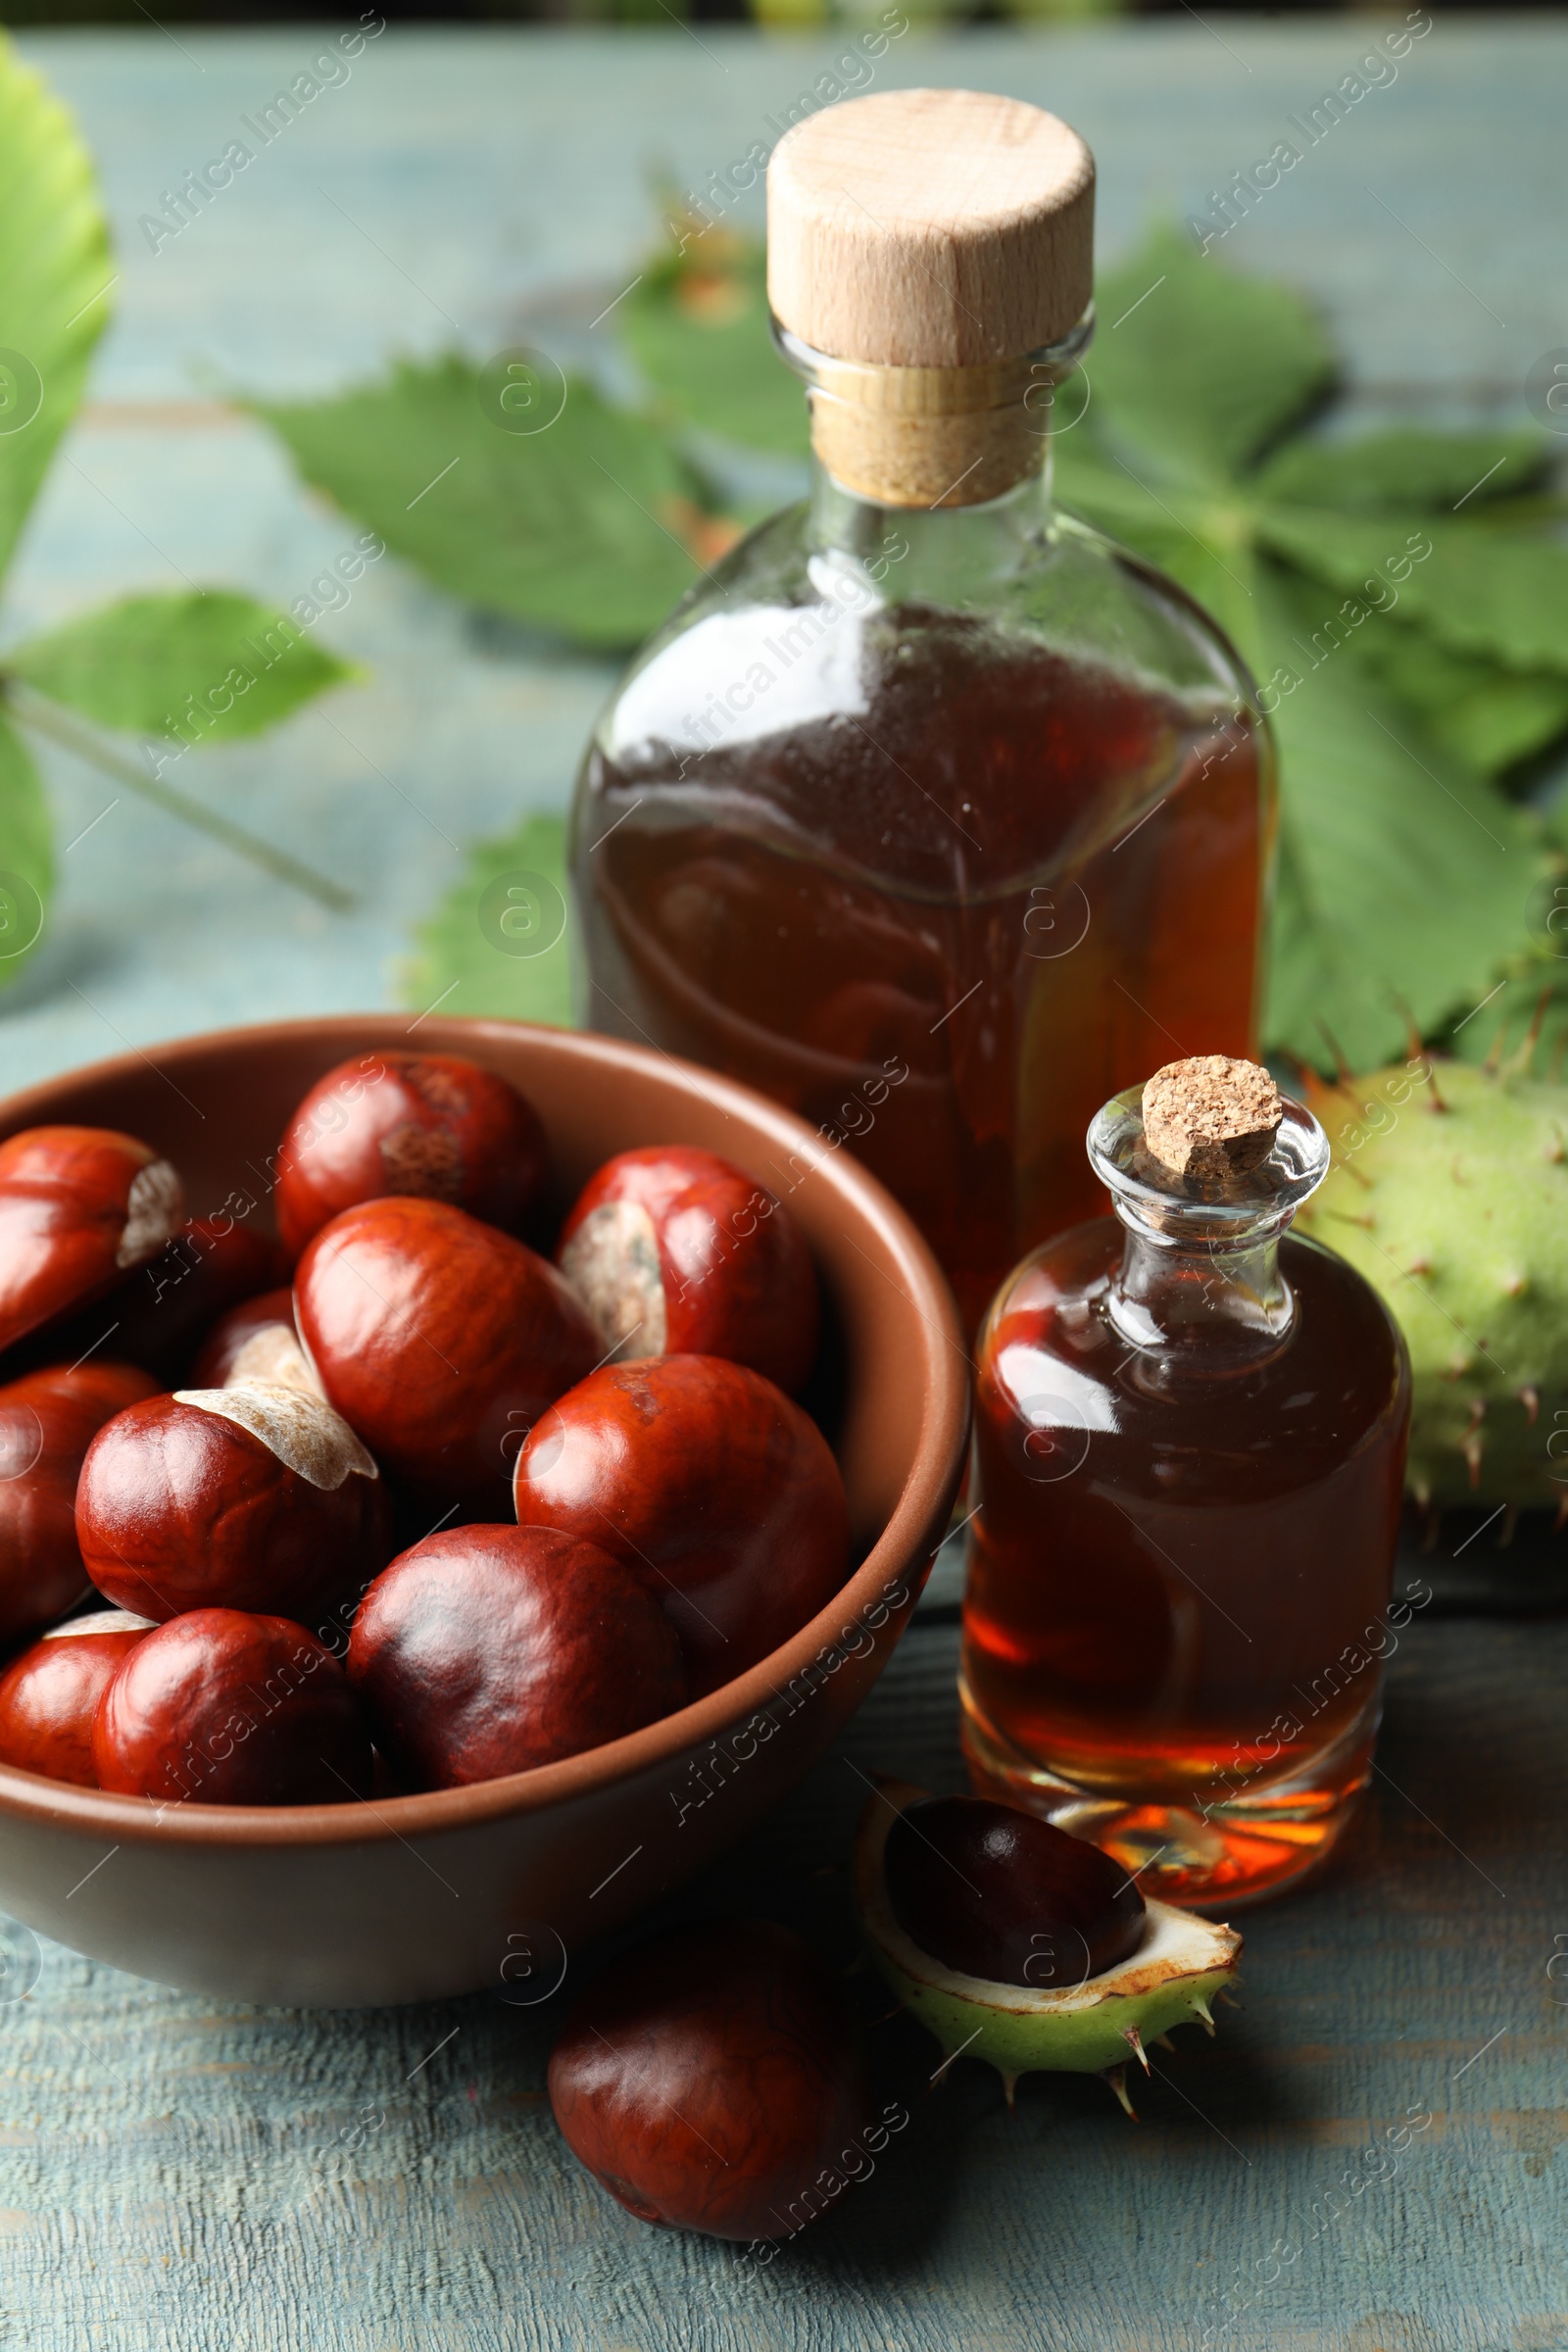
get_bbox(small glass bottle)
[961,1056,1411,1909]
[570,90,1275,1333]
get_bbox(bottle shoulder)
[593,497,1258,770]
[977,1227,1410,1461]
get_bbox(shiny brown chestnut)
[92,1607,371,1806]
[191,1286,298,1389]
[558,1146,818,1394]
[347,1524,686,1788]
[1,1215,286,1387]
[76,1384,389,1624]
[0,1360,164,1641]
[274,1051,550,1259]
[97,1214,285,1381]
[548,1920,875,2239]
[512,1355,849,1696]
[883,1797,1147,1989]
[0,1608,154,1787]
[0,1125,183,1352]
[295,1197,599,1508]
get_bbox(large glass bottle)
[962,1060,1411,1908]
[570,90,1276,1331]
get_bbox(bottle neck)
[808,459,1054,605]
[1106,1214,1294,1369]
[1086,1084,1333,1374]
[775,310,1091,527]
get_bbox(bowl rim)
[0,1014,970,1846]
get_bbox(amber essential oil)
[961,1070,1410,1907]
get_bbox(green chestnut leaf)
[400,809,573,1030]
[5,591,357,746]
[0,36,112,578]
[1258,569,1534,1071]
[257,358,720,649]
[0,710,53,985]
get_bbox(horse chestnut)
[97,1214,286,1381]
[274,1052,550,1259]
[513,1356,849,1695]
[884,1796,1146,1989]
[191,1287,299,1389]
[0,1607,153,1786]
[0,1360,163,1641]
[346,1523,686,1788]
[548,1920,874,2240]
[3,1215,286,1387]
[76,1384,389,1624]
[295,1197,599,1508]
[558,1147,818,1394]
[92,1607,371,1806]
[857,1778,1240,2109]
[0,1126,183,1351]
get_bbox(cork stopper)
[768,89,1095,368]
[766,89,1095,508]
[1142,1057,1284,1185]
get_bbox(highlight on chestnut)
[511,1353,850,1695]
[558,1145,819,1394]
[274,1052,551,1258]
[92,1608,372,1807]
[0,1608,153,1787]
[0,1126,183,1354]
[346,1523,687,1788]
[293,1195,599,1509]
[548,1920,875,2240]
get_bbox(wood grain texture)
[0,1606,1564,2350]
[766,87,1095,366]
[0,24,1564,2345]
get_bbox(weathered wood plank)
[0,25,1563,2346]
[0,1612,1563,2350]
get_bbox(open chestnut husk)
[857,1781,1241,2114]
[512,1355,849,1695]
[275,1052,550,1259]
[76,1385,389,1624]
[346,1523,686,1787]
[0,1125,183,1352]
[295,1197,599,1509]
[548,1920,875,2240]
[558,1146,818,1394]
[93,1607,372,1806]
[0,1359,163,1641]
[0,1607,154,1787]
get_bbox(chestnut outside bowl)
[0,1017,968,2006]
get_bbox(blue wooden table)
[2,23,1566,2349]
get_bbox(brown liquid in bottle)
[963,1223,1410,1906]
[578,607,1267,1331]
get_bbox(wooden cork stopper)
[1142,1057,1284,1184]
[768,89,1095,367]
[767,89,1095,508]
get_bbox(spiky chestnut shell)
[1299,1057,1568,1510]
[855,1781,1241,2112]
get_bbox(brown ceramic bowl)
[0,1018,967,2005]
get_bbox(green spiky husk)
[1299,1056,1568,1511]
[855,1781,1242,2091]
[871,1939,1238,2079]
